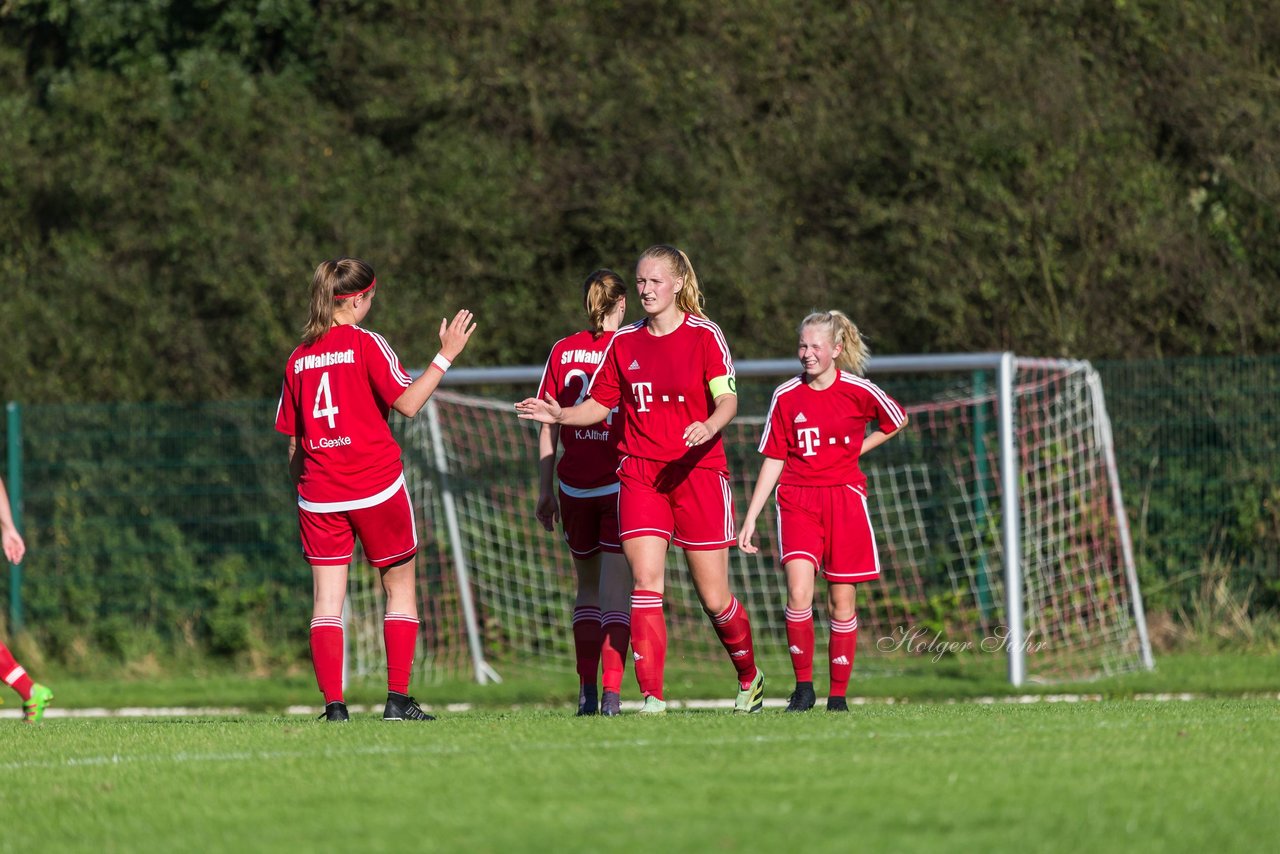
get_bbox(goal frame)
[411,351,1154,687]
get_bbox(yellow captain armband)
[708,375,737,398]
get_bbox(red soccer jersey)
[588,313,735,471]
[275,324,412,509]
[536,329,623,491]
[758,370,907,488]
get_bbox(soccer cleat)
[827,695,849,713]
[600,690,622,717]
[319,700,349,722]
[638,695,667,715]
[785,682,816,713]
[734,667,765,714]
[23,683,54,723]
[577,684,599,717]
[383,692,436,721]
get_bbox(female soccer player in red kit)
[534,270,632,717]
[276,257,475,722]
[519,245,764,714]
[0,475,54,722]
[738,311,907,712]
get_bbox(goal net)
[347,355,1152,686]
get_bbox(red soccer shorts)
[558,487,623,558]
[776,482,880,582]
[298,480,418,568]
[617,455,735,550]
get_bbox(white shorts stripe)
[298,474,406,514]
[559,481,621,499]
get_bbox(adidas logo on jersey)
[794,412,808,423]
[633,651,643,661]
[628,359,641,371]
[788,645,803,655]
[831,655,850,666]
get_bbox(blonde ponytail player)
[738,311,908,712]
[519,245,765,715]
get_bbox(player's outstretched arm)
[0,475,26,565]
[737,457,785,554]
[393,309,478,418]
[515,393,611,427]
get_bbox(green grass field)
[3,697,1277,853]
[21,651,1280,712]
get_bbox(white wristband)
[431,353,452,373]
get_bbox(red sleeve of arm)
[758,386,790,459]
[867,381,907,431]
[586,337,621,409]
[536,343,559,402]
[701,321,735,385]
[275,375,297,436]
[364,331,413,408]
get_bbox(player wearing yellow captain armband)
[517,245,763,715]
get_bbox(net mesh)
[349,359,1147,684]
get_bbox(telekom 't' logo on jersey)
[631,382,655,412]
[797,427,822,457]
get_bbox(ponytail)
[800,310,870,376]
[638,244,705,318]
[301,257,376,344]
[582,268,627,336]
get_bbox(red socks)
[630,591,666,699]
[571,606,604,687]
[711,597,758,688]
[828,614,858,697]
[0,642,34,701]
[600,610,631,693]
[312,613,417,703]
[785,606,815,683]
[384,612,419,696]
[309,616,344,704]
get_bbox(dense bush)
[2,0,1279,406]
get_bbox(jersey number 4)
[312,372,339,428]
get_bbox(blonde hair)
[638,244,705,318]
[302,257,375,345]
[800,310,870,375]
[582,268,627,335]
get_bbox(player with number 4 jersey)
[276,256,476,724]
[739,310,907,713]
[533,270,631,717]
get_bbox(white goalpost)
[347,353,1153,687]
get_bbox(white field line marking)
[0,731,857,772]
[1,691,1276,721]
[5,703,1274,774]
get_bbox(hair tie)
[335,277,377,299]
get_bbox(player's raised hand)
[439,309,477,360]
[515,392,563,424]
